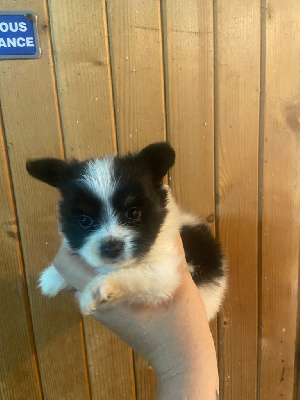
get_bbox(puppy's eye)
[78,215,93,228]
[126,207,141,221]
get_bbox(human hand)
[53,235,219,399]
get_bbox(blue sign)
[0,11,40,59]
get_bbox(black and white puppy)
[26,143,227,320]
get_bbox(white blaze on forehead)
[81,157,116,201]
[75,157,138,269]
[80,157,120,232]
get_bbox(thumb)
[53,241,97,292]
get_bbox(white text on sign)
[0,21,34,48]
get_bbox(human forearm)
[53,241,219,399]
[152,274,219,400]
[157,369,218,400]
[156,345,219,400]
[90,271,219,400]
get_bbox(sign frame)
[0,11,40,60]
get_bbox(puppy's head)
[26,143,175,268]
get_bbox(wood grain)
[106,0,166,398]
[162,0,218,344]
[259,1,300,398]
[0,111,41,400]
[0,1,91,398]
[107,0,166,154]
[0,1,299,399]
[216,1,261,398]
[48,0,116,160]
[48,0,136,398]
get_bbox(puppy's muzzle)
[100,238,124,259]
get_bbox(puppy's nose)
[100,239,124,259]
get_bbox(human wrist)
[147,275,219,399]
[156,359,219,400]
[152,339,219,400]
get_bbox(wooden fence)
[0,1,299,399]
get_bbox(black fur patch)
[136,142,175,183]
[56,155,168,258]
[180,223,224,286]
[112,156,168,257]
[26,158,82,188]
[59,180,104,250]
[26,144,173,261]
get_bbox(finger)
[53,243,97,292]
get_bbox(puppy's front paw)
[79,276,117,315]
[38,265,68,297]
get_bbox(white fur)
[179,212,202,226]
[81,157,115,203]
[38,264,69,297]
[199,275,227,321]
[77,157,138,269]
[39,182,227,320]
[78,186,183,314]
[80,157,119,228]
[79,252,183,314]
[179,210,227,320]
[77,220,136,269]
[79,276,107,314]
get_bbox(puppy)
[26,142,227,320]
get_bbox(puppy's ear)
[136,142,175,182]
[26,158,70,188]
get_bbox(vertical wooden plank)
[0,113,41,400]
[83,326,136,400]
[260,0,300,398]
[48,0,116,159]
[0,1,90,398]
[216,0,260,398]
[107,1,166,398]
[48,0,136,398]
[162,0,217,341]
[107,0,166,154]
[295,300,300,399]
